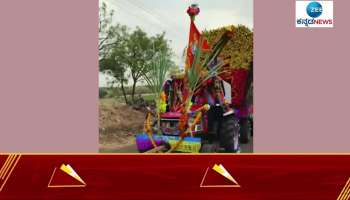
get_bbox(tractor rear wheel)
[219,114,240,153]
[239,118,250,144]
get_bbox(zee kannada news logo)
[296,1,333,28]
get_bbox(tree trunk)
[120,81,128,105]
[131,80,137,103]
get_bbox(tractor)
[135,4,252,153]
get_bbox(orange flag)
[185,20,210,70]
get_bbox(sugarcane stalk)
[144,112,157,148]
[144,145,167,153]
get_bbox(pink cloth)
[161,112,182,119]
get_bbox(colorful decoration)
[136,134,164,152]
[167,136,201,153]
[135,134,201,153]
[231,68,249,107]
[187,4,200,20]
[159,91,167,113]
[159,102,167,114]
[168,104,210,153]
[203,25,253,70]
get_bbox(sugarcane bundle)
[203,25,253,70]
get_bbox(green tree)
[99,2,128,59]
[99,2,130,103]
[99,8,173,104]
[100,49,129,104]
[99,2,115,56]
[120,28,172,102]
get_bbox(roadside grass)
[100,93,156,104]
[142,93,156,102]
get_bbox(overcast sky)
[99,0,253,87]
